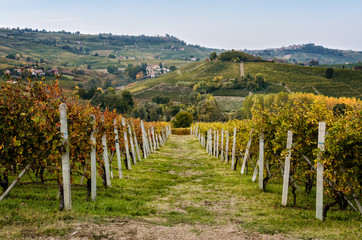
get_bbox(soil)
[39,219,293,240]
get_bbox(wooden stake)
[0,163,31,203]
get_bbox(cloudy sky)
[1,0,361,50]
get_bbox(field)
[245,62,362,98]
[129,61,361,115]
[0,135,359,239]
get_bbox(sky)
[1,0,361,51]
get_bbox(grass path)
[240,62,244,77]
[0,135,360,239]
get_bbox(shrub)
[325,68,334,78]
[171,128,190,135]
[172,111,193,128]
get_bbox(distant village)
[145,64,170,78]
[3,67,66,79]
[2,63,172,82]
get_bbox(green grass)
[215,96,244,112]
[0,135,360,239]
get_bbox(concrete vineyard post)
[152,127,156,151]
[141,121,148,158]
[209,129,212,155]
[259,132,264,190]
[316,122,326,220]
[148,129,154,153]
[158,134,164,146]
[113,119,123,179]
[206,131,209,154]
[102,131,111,188]
[122,118,132,170]
[211,129,213,155]
[155,133,160,149]
[221,129,224,162]
[216,131,219,158]
[213,130,216,157]
[241,129,253,175]
[131,121,142,162]
[90,115,97,200]
[252,162,258,182]
[231,127,236,171]
[127,124,136,165]
[225,130,229,163]
[282,131,293,206]
[59,103,71,210]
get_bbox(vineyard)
[0,79,171,210]
[0,79,361,239]
[191,93,361,220]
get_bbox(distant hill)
[0,27,222,71]
[245,43,362,64]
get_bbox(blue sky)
[1,0,361,50]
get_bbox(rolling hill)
[0,27,222,71]
[1,27,361,105]
[129,60,362,109]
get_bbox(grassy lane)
[0,135,360,239]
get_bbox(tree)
[107,65,118,74]
[90,90,134,114]
[325,68,334,78]
[210,52,218,61]
[121,90,134,108]
[172,111,193,128]
[152,95,170,104]
[6,53,16,59]
[169,66,177,71]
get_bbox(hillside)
[0,28,226,93]
[245,43,362,64]
[0,28,222,71]
[129,60,362,107]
